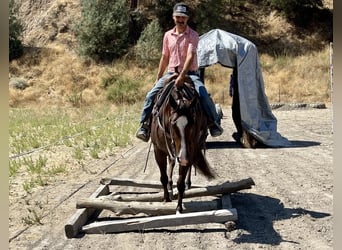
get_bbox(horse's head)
[167,84,199,166]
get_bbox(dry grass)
[262,44,331,104]
[9,43,158,108]
[9,42,332,109]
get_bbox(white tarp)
[197,29,291,147]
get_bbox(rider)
[136,2,223,142]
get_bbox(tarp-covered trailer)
[197,29,291,148]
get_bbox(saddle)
[153,74,196,115]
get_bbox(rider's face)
[173,15,189,28]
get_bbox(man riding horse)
[136,2,223,142]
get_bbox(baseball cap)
[173,3,190,17]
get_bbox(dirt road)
[9,107,333,250]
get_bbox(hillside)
[9,0,333,108]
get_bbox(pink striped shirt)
[162,26,199,73]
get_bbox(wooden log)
[76,198,220,216]
[221,194,237,231]
[221,194,232,209]
[100,177,162,188]
[109,177,255,202]
[100,177,204,188]
[82,208,238,234]
[64,184,109,238]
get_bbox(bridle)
[155,82,198,164]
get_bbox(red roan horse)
[150,74,215,214]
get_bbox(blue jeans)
[139,71,220,126]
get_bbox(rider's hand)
[175,74,185,88]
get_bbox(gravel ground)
[9,107,333,250]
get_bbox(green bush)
[155,0,179,31]
[9,0,24,61]
[134,19,163,66]
[265,0,325,27]
[194,0,230,34]
[101,72,141,104]
[73,0,129,61]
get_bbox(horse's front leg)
[185,166,191,190]
[167,156,175,200]
[154,148,171,202]
[176,165,191,214]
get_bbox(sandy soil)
[9,107,333,250]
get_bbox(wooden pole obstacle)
[64,177,255,237]
[64,184,110,238]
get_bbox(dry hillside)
[9,0,333,108]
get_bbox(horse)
[150,74,215,214]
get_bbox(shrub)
[101,71,141,104]
[73,0,129,61]
[134,19,163,66]
[9,0,24,61]
[154,0,179,31]
[265,0,325,27]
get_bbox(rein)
[158,94,176,162]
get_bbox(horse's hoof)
[168,190,173,200]
[176,205,183,214]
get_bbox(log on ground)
[82,208,237,234]
[76,198,221,216]
[64,184,109,238]
[108,177,255,202]
[100,177,204,188]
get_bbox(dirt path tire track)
[9,108,333,250]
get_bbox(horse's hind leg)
[154,148,171,202]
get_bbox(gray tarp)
[197,29,291,147]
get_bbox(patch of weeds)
[22,175,48,195]
[22,204,44,226]
[89,142,100,159]
[46,164,67,175]
[35,175,48,186]
[67,92,83,107]
[22,179,35,194]
[9,159,21,177]
[25,155,48,175]
[27,134,41,149]
[73,146,84,161]
[63,138,73,147]
[10,105,141,193]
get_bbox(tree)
[265,0,325,27]
[73,0,129,61]
[134,19,163,66]
[154,0,179,31]
[9,0,24,61]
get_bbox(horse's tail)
[194,150,215,179]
